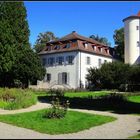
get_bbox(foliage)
[0,2,45,88]
[12,48,46,88]
[47,88,65,98]
[86,61,131,90]
[100,61,130,89]
[43,98,70,119]
[34,31,58,53]
[96,93,127,103]
[129,65,140,84]
[86,67,102,90]
[65,91,112,98]
[0,109,116,134]
[45,89,69,119]
[113,27,124,62]
[89,34,111,46]
[0,88,37,110]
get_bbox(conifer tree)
[0,2,45,87]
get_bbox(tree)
[113,27,124,62]
[12,48,46,87]
[0,2,45,87]
[34,31,58,53]
[86,62,130,90]
[89,34,111,46]
[86,67,102,90]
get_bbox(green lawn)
[128,134,140,139]
[0,109,116,135]
[127,95,140,103]
[65,90,112,98]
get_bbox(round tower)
[123,11,140,65]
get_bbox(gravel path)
[0,102,139,139]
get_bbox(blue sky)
[24,1,140,48]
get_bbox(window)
[83,42,88,49]
[104,60,107,63]
[137,41,140,47]
[46,74,51,82]
[46,46,51,51]
[54,45,60,50]
[62,72,67,84]
[66,56,74,64]
[136,26,139,30]
[98,58,102,68]
[66,43,70,48]
[86,56,90,65]
[63,43,70,49]
[92,46,96,51]
[99,47,102,52]
[42,58,46,66]
[48,57,55,66]
[105,49,108,54]
[56,56,64,65]
[101,48,103,53]
[58,72,69,84]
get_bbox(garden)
[0,88,139,135]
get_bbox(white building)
[123,11,140,65]
[37,31,114,89]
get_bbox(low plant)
[43,98,70,119]
[47,89,65,98]
[96,92,127,103]
[0,88,37,110]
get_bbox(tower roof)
[137,11,140,16]
[123,10,140,22]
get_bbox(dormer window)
[54,45,60,50]
[46,46,51,51]
[101,48,103,53]
[83,42,88,49]
[63,43,70,49]
[67,43,70,48]
[98,47,101,52]
[92,45,96,51]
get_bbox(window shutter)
[58,73,62,84]
[67,73,70,84]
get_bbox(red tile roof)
[39,31,112,58]
[47,31,106,47]
[137,11,140,16]
[123,11,140,22]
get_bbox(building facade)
[123,11,140,65]
[37,31,114,89]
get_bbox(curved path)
[0,102,139,139]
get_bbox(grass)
[0,88,37,110]
[128,134,140,139]
[0,109,116,135]
[65,90,112,98]
[127,95,140,103]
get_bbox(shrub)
[0,88,37,110]
[43,98,70,119]
[98,93,127,103]
[47,89,65,98]
[86,62,137,90]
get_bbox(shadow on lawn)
[38,95,140,115]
